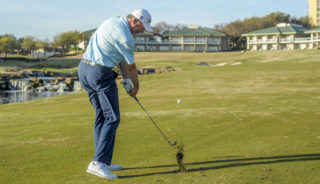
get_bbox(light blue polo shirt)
[83,16,134,67]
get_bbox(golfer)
[78,8,152,180]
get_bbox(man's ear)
[128,18,136,27]
[132,18,140,26]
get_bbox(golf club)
[134,97,177,147]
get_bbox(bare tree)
[153,21,173,34]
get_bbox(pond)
[0,91,68,105]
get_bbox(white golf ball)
[177,99,181,104]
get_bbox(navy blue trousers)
[78,61,120,165]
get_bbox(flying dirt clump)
[176,143,186,172]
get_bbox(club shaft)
[135,97,172,146]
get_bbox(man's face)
[130,19,146,34]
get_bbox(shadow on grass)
[119,154,320,178]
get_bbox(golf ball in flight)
[177,99,181,104]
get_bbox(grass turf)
[0,50,320,183]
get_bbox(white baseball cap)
[130,8,153,32]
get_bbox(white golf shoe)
[86,161,118,180]
[105,163,122,171]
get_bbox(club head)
[171,141,178,146]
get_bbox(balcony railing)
[280,39,292,43]
[195,40,207,44]
[248,37,320,44]
[184,40,214,44]
[134,40,221,45]
[208,41,220,44]
[295,38,311,43]
[248,39,277,44]
[183,40,195,44]
[135,40,180,44]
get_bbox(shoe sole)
[86,169,117,180]
[107,167,122,171]
[105,164,122,171]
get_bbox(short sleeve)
[117,40,134,64]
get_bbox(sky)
[0,0,308,41]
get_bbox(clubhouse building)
[242,23,320,51]
[134,26,231,52]
[80,26,231,52]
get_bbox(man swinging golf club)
[78,8,153,180]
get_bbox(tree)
[53,31,81,56]
[16,37,24,55]
[172,24,186,32]
[80,32,90,51]
[0,34,17,57]
[222,20,247,49]
[35,39,50,52]
[69,31,80,55]
[213,12,310,50]
[53,33,70,56]
[291,16,310,28]
[213,23,227,33]
[152,21,172,34]
[21,36,36,56]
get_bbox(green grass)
[1,50,320,183]
[0,56,80,77]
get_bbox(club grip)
[134,97,139,103]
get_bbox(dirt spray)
[176,143,186,172]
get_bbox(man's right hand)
[118,62,139,98]
[122,78,133,93]
[128,86,139,97]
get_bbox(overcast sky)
[0,0,308,40]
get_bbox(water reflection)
[0,91,68,105]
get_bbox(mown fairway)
[0,50,320,184]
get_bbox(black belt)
[81,59,113,69]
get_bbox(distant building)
[305,27,320,48]
[135,26,231,52]
[78,28,96,50]
[31,49,60,58]
[308,0,320,27]
[81,26,231,52]
[242,23,320,51]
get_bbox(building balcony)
[183,40,196,44]
[294,37,312,43]
[184,40,212,44]
[135,40,180,44]
[311,37,320,41]
[279,39,292,43]
[248,39,277,44]
[208,41,220,44]
[134,40,221,45]
[247,37,320,45]
[195,40,207,44]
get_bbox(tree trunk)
[74,45,77,55]
[62,46,65,57]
